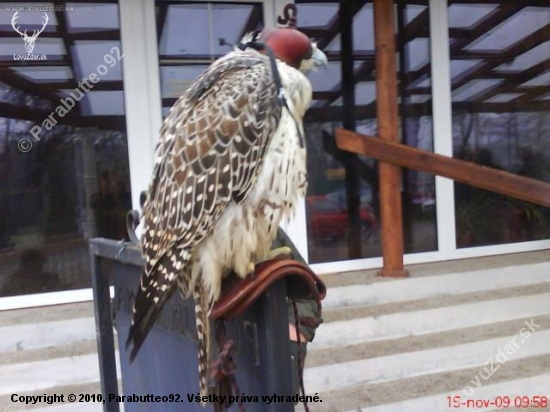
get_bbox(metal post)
[259,280,294,411]
[339,0,363,259]
[90,243,120,412]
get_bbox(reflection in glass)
[449,2,550,248]
[157,1,263,116]
[298,1,438,264]
[0,2,129,297]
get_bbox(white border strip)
[120,0,163,212]
[0,287,114,311]
[310,239,550,275]
[429,0,456,257]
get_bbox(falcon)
[126,27,328,399]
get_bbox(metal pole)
[90,243,120,412]
[339,0,363,259]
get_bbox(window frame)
[2,0,549,310]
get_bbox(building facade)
[0,0,549,309]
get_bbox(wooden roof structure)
[1,1,549,129]
[0,0,124,130]
[298,0,550,121]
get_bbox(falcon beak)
[298,43,328,74]
[311,46,328,70]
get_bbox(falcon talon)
[255,246,292,265]
[246,262,256,277]
[270,246,292,259]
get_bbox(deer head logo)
[11,11,49,54]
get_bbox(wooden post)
[373,0,409,277]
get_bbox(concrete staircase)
[1,251,549,412]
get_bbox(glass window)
[297,1,437,264]
[0,2,129,297]
[448,3,550,248]
[156,0,264,116]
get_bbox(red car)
[306,195,378,241]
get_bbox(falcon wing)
[143,49,282,279]
[128,50,282,358]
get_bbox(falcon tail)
[126,249,187,362]
[125,269,178,362]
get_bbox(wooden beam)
[41,80,124,92]
[511,85,550,103]
[452,22,550,93]
[0,27,120,40]
[0,68,62,103]
[317,0,366,50]
[300,27,327,38]
[402,5,524,91]
[448,0,547,5]
[329,6,428,106]
[336,129,550,208]
[0,57,67,67]
[0,102,126,130]
[305,98,550,122]
[1,0,117,2]
[54,3,81,113]
[373,0,408,278]
[472,58,550,103]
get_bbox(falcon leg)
[243,247,292,280]
[255,246,292,265]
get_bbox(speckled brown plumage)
[126,28,325,403]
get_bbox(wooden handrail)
[336,128,550,208]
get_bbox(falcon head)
[244,27,328,74]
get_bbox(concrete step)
[294,365,550,412]
[1,254,549,411]
[322,261,550,310]
[0,318,96,354]
[357,373,550,412]
[306,326,550,393]
[318,250,550,289]
[0,353,118,397]
[312,292,550,350]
